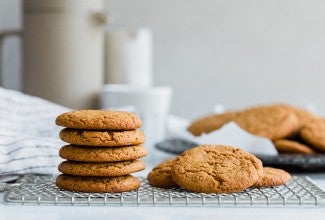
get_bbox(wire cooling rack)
[2,174,325,207]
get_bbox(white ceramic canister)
[105,28,153,86]
[1,0,107,109]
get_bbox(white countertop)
[1,152,325,220]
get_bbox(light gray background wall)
[0,0,21,91]
[1,0,325,118]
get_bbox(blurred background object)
[101,84,172,153]
[1,0,325,118]
[1,0,107,109]
[105,28,153,86]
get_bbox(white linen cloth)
[0,87,69,181]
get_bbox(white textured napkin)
[0,87,69,181]
[167,115,278,155]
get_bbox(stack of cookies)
[187,104,325,154]
[55,110,147,193]
[148,145,292,193]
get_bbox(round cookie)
[274,104,320,127]
[59,144,147,162]
[253,167,292,188]
[290,107,320,127]
[56,110,141,130]
[273,139,316,154]
[56,174,141,193]
[58,160,145,176]
[187,111,238,136]
[300,120,325,152]
[171,145,263,194]
[234,105,300,140]
[147,158,178,188]
[59,128,145,146]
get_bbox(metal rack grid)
[3,174,325,207]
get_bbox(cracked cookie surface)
[187,111,238,136]
[56,110,141,130]
[234,105,300,140]
[59,128,145,146]
[59,144,147,162]
[253,167,291,187]
[273,139,315,154]
[147,158,178,188]
[56,174,141,193]
[300,120,325,152]
[171,145,263,193]
[58,160,145,176]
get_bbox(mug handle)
[0,29,22,86]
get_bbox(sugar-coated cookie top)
[234,105,300,140]
[253,167,291,188]
[171,145,263,193]
[56,110,141,130]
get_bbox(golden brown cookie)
[171,145,263,194]
[234,105,300,140]
[59,144,147,162]
[273,139,316,154]
[147,158,178,188]
[56,174,141,193]
[56,110,141,130]
[58,160,145,176]
[274,104,320,127]
[253,167,292,188]
[290,107,320,127]
[187,111,238,136]
[300,120,325,152]
[59,128,145,146]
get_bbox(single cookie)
[56,174,141,193]
[59,144,147,162]
[290,107,320,127]
[273,139,316,154]
[147,158,178,188]
[56,110,141,130]
[171,145,263,194]
[274,104,320,127]
[59,128,145,146]
[58,160,145,176]
[234,105,300,140]
[187,111,238,136]
[253,167,292,188]
[300,120,325,152]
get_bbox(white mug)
[0,0,108,109]
[100,84,172,152]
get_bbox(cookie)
[171,145,263,193]
[187,111,238,136]
[273,139,316,154]
[58,160,145,176]
[147,158,178,188]
[274,104,320,127]
[300,120,325,152]
[59,128,145,146]
[59,144,147,162]
[253,167,292,188]
[56,174,140,193]
[56,110,141,130]
[234,105,300,140]
[290,107,320,127]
